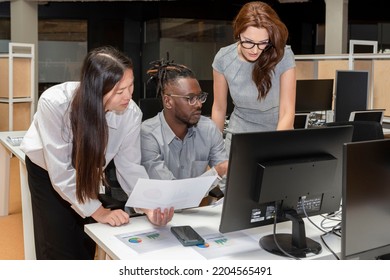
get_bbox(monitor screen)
[295,79,334,113]
[341,139,390,260]
[334,70,369,122]
[219,126,353,258]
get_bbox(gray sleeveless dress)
[212,43,296,153]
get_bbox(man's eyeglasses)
[239,37,272,50]
[165,92,208,106]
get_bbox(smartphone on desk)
[170,225,205,246]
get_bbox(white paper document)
[125,175,218,210]
[116,228,178,254]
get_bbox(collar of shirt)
[105,105,130,129]
[159,111,195,144]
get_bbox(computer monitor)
[349,109,384,124]
[341,139,390,260]
[334,70,369,122]
[294,113,310,129]
[295,79,334,113]
[219,126,353,258]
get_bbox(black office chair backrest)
[349,109,385,124]
[326,120,384,142]
[99,160,144,217]
[99,160,128,210]
[198,80,235,118]
[139,98,163,121]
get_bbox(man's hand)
[143,207,174,226]
[214,160,228,177]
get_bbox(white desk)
[85,204,341,260]
[0,131,36,259]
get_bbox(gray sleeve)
[278,45,296,73]
[212,47,225,73]
[140,124,176,180]
[207,122,229,168]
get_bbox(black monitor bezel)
[341,139,390,260]
[294,113,310,129]
[334,70,369,122]
[295,79,334,113]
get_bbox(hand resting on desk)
[92,205,130,226]
[91,205,174,227]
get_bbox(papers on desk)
[125,175,218,210]
[115,227,260,259]
[116,228,178,254]
[192,231,259,259]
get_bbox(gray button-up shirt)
[141,112,228,179]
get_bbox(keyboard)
[6,136,23,146]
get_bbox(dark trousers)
[25,156,96,260]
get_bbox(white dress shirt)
[21,81,148,217]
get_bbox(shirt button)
[180,165,184,169]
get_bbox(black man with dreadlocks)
[140,60,228,206]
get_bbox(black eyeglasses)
[239,37,272,50]
[165,92,208,105]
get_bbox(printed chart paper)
[125,176,217,210]
[116,228,178,254]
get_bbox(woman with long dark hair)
[21,46,172,260]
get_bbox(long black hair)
[70,46,133,203]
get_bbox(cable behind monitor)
[259,200,322,259]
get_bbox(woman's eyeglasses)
[239,37,272,50]
[165,92,208,106]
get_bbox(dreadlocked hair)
[146,58,196,97]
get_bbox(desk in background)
[85,204,341,260]
[383,128,390,138]
[0,131,35,259]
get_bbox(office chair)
[98,160,143,217]
[198,80,235,118]
[325,120,384,142]
[138,98,163,121]
[349,109,385,124]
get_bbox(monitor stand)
[259,209,322,258]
